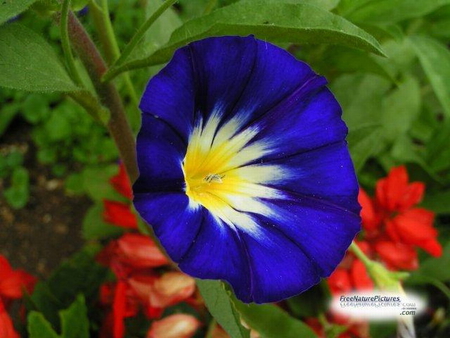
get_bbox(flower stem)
[104,0,178,79]
[89,0,140,127]
[349,241,373,267]
[66,11,138,181]
[61,0,83,86]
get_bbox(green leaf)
[347,124,382,172]
[28,295,90,338]
[82,203,123,240]
[28,312,60,338]
[129,0,183,61]
[60,295,89,338]
[234,301,316,338]
[381,75,420,142]
[4,167,29,209]
[422,190,450,214]
[196,279,250,338]
[410,36,450,118]
[0,102,20,137]
[0,24,78,92]
[116,1,384,73]
[346,0,450,25]
[0,0,39,25]
[426,121,450,172]
[81,164,124,202]
[30,245,107,326]
[408,242,450,283]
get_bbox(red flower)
[110,163,133,200]
[103,200,138,229]
[0,255,36,303]
[358,166,442,269]
[328,242,373,294]
[0,299,19,338]
[305,315,369,338]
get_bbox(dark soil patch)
[0,120,90,279]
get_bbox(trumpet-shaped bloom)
[133,36,360,303]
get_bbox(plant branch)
[104,0,177,80]
[67,11,138,182]
[89,0,140,124]
[61,0,83,86]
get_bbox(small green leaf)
[348,125,381,172]
[81,164,124,202]
[234,300,317,338]
[410,36,450,118]
[408,242,450,283]
[113,1,384,76]
[422,190,450,214]
[60,295,89,338]
[347,0,450,25]
[381,75,421,142]
[0,24,78,92]
[4,167,29,209]
[28,312,60,338]
[82,204,124,240]
[0,0,39,25]
[196,279,250,338]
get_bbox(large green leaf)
[112,1,383,75]
[381,75,421,142]
[347,0,450,24]
[196,280,250,338]
[0,24,78,92]
[410,36,450,119]
[235,301,316,338]
[0,0,39,25]
[422,190,450,214]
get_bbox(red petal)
[328,268,352,295]
[375,241,418,270]
[391,209,437,248]
[110,164,133,200]
[117,233,169,268]
[398,182,425,211]
[420,239,443,257]
[358,189,380,231]
[376,166,409,211]
[103,200,138,229]
[0,300,19,338]
[350,260,373,291]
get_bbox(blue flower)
[133,36,361,303]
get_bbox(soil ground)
[0,120,89,279]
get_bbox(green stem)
[106,0,177,74]
[349,241,373,267]
[67,11,138,182]
[89,0,139,123]
[205,319,217,338]
[61,0,83,86]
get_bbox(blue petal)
[178,211,252,301]
[253,141,360,214]
[252,194,361,278]
[133,192,202,262]
[133,116,186,193]
[247,88,347,161]
[139,48,196,141]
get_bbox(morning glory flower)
[133,36,361,303]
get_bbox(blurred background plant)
[1,0,450,337]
